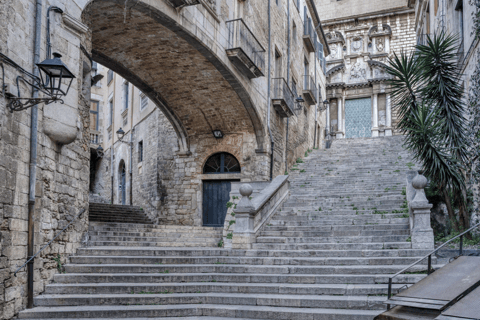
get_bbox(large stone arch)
[81,0,266,153]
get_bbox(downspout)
[267,0,274,181]
[27,0,43,309]
[285,0,291,173]
[314,38,318,149]
[111,76,115,204]
[129,87,134,205]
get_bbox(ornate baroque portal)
[325,23,394,139]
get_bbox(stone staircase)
[19,136,439,320]
[89,203,153,224]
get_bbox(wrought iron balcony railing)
[272,78,295,118]
[166,0,200,8]
[303,75,317,105]
[226,19,265,79]
[303,18,316,52]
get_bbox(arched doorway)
[202,153,241,227]
[119,161,126,205]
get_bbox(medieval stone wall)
[0,1,91,318]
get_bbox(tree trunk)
[443,188,460,232]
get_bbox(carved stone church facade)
[319,0,417,139]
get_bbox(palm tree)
[386,32,469,232]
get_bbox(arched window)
[203,152,241,174]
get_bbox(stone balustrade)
[232,176,289,249]
[406,171,434,250]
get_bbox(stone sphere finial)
[412,173,428,190]
[239,184,253,197]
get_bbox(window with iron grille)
[107,69,114,85]
[90,100,99,131]
[140,93,148,110]
[138,141,143,162]
[123,82,129,110]
[108,99,113,127]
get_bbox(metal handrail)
[387,221,480,308]
[14,208,87,277]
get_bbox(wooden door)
[202,180,236,227]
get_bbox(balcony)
[303,75,317,106]
[272,78,295,118]
[303,18,316,52]
[226,19,265,79]
[89,130,100,148]
[166,0,200,8]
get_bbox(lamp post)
[5,52,76,112]
[116,128,134,206]
[295,95,305,113]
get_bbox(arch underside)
[82,0,265,152]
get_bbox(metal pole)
[427,255,432,275]
[27,0,43,309]
[460,235,463,256]
[284,0,291,174]
[267,0,274,181]
[387,277,392,310]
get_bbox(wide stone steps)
[68,255,426,266]
[63,264,432,274]
[18,304,382,320]
[33,293,388,310]
[76,247,430,258]
[52,273,426,285]
[21,136,430,320]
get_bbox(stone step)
[69,255,428,266]
[262,225,409,231]
[76,247,431,258]
[258,230,410,237]
[251,242,412,250]
[89,241,220,247]
[18,304,383,320]
[255,235,410,243]
[34,293,388,310]
[268,218,409,226]
[53,272,427,285]
[63,264,432,275]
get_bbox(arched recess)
[203,152,241,174]
[82,0,266,153]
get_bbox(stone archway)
[81,0,266,153]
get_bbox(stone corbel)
[62,13,89,36]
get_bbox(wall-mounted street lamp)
[213,130,224,139]
[5,52,75,112]
[96,145,104,158]
[319,99,329,112]
[116,127,133,145]
[295,95,305,111]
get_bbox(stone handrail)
[406,171,434,250]
[232,175,289,249]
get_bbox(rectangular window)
[456,0,464,45]
[138,141,144,162]
[275,50,282,78]
[292,21,297,45]
[108,98,113,127]
[107,69,114,85]
[123,82,129,110]
[90,100,99,131]
[140,93,148,110]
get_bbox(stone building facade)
[0,0,331,318]
[317,0,416,139]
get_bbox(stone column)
[409,173,434,250]
[232,184,256,249]
[386,94,392,136]
[336,97,343,139]
[372,93,379,137]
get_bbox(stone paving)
[18,136,441,320]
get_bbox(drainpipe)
[129,87,134,206]
[267,0,274,181]
[313,36,318,149]
[285,0,291,173]
[27,0,43,309]
[46,6,63,59]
